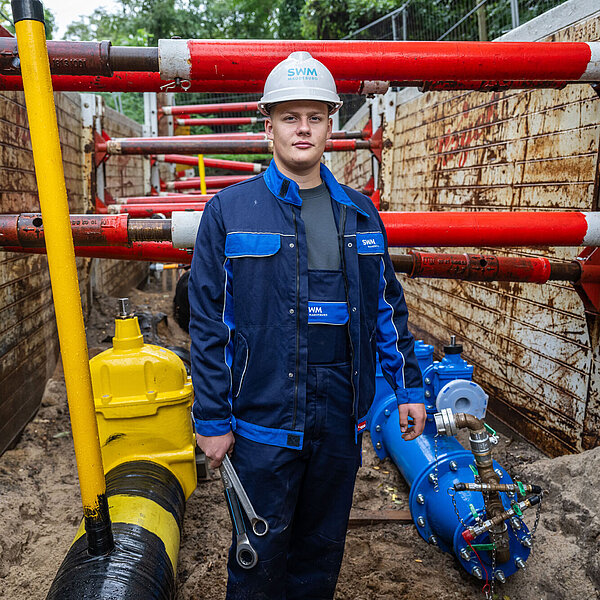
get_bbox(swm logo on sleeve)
[287,67,318,81]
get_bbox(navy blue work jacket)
[189,160,423,450]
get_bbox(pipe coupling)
[434,407,459,436]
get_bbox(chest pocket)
[356,231,385,255]
[225,232,281,257]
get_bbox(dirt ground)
[0,281,598,600]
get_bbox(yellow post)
[12,0,113,554]
[198,153,207,194]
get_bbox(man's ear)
[265,117,274,140]
[327,117,333,137]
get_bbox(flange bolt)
[417,516,426,527]
[471,566,483,579]
[416,494,425,505]
[459,547,471,560]
[449,460,458,471]
[515,557,526,570]
[495,571,506,584]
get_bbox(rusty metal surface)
[0,92,147,456]
[0,39,113,76]
[380,17,600,456]
[327,15,600,456]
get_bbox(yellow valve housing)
[89,315,196,499]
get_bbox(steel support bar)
[170,131,365,140]
[164,175,251,191]
[98,138,372,156]
[165,40,600,82]
[379,211,600,247]
[2,241,191,263]
[157,154,266,172]
[391,251,582,283]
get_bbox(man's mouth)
[293,141,314,149]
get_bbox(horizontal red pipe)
[100,138,372,156]
[109,203,206,217]
[0,213,130,246]
[379,212,600,247]
[406,251,553,283]
[157,154,266,173]
[165,175,251,191]
[175,40,599,82]
[118,194,213,205]
[164,101,259,115]
[176,116,262,127]
[2,242,191,263]
[0,73,366,93]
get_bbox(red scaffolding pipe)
[157,154,267,173]
[176,116,262,127]
[118,194,213,205]
[0,73,372,93]
[3,211,599,249]
[378,211,600,247]
[2,242,191,263]
[108,203,206,217]
[164,102,259,116]
[163,175,251,191]
[98,138,373,156]
[162,40,600,82]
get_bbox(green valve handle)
[472,543,496,551]
[517,481,526,497]
[469,503,479,520]
[469,464,479,477]
[484,423,497,436]
[512,503,523,516]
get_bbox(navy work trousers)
[226,362,362,600]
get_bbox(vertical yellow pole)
[12,0,113,554]
[198,153,207,194]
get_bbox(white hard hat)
[258,51,343,116]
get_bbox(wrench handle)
[222,455,270,536]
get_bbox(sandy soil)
[0,284,598,600]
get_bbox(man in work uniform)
[189,51,425,599]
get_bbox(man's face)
[265,101,332,176]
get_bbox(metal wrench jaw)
[236,533,258,569]
[250,516,269,537]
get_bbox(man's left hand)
[398,403,426,440]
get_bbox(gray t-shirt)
[299,182,340,270]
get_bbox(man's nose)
[296,117,311,134]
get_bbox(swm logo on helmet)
[287,67,318,81]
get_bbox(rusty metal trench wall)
[0,91,147,455]
[329,7,600,457]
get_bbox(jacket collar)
[264,159,369,218]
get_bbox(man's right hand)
[196,431,235,469]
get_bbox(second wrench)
[221,455,269,536]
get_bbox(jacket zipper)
[338,206,357,418]
[292,208,300,429]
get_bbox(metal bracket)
[369,126,387,162]
[573,247,600,314]
[94,130,111,167]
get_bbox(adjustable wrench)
[220,466,258,569]
[221,455,269,536]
